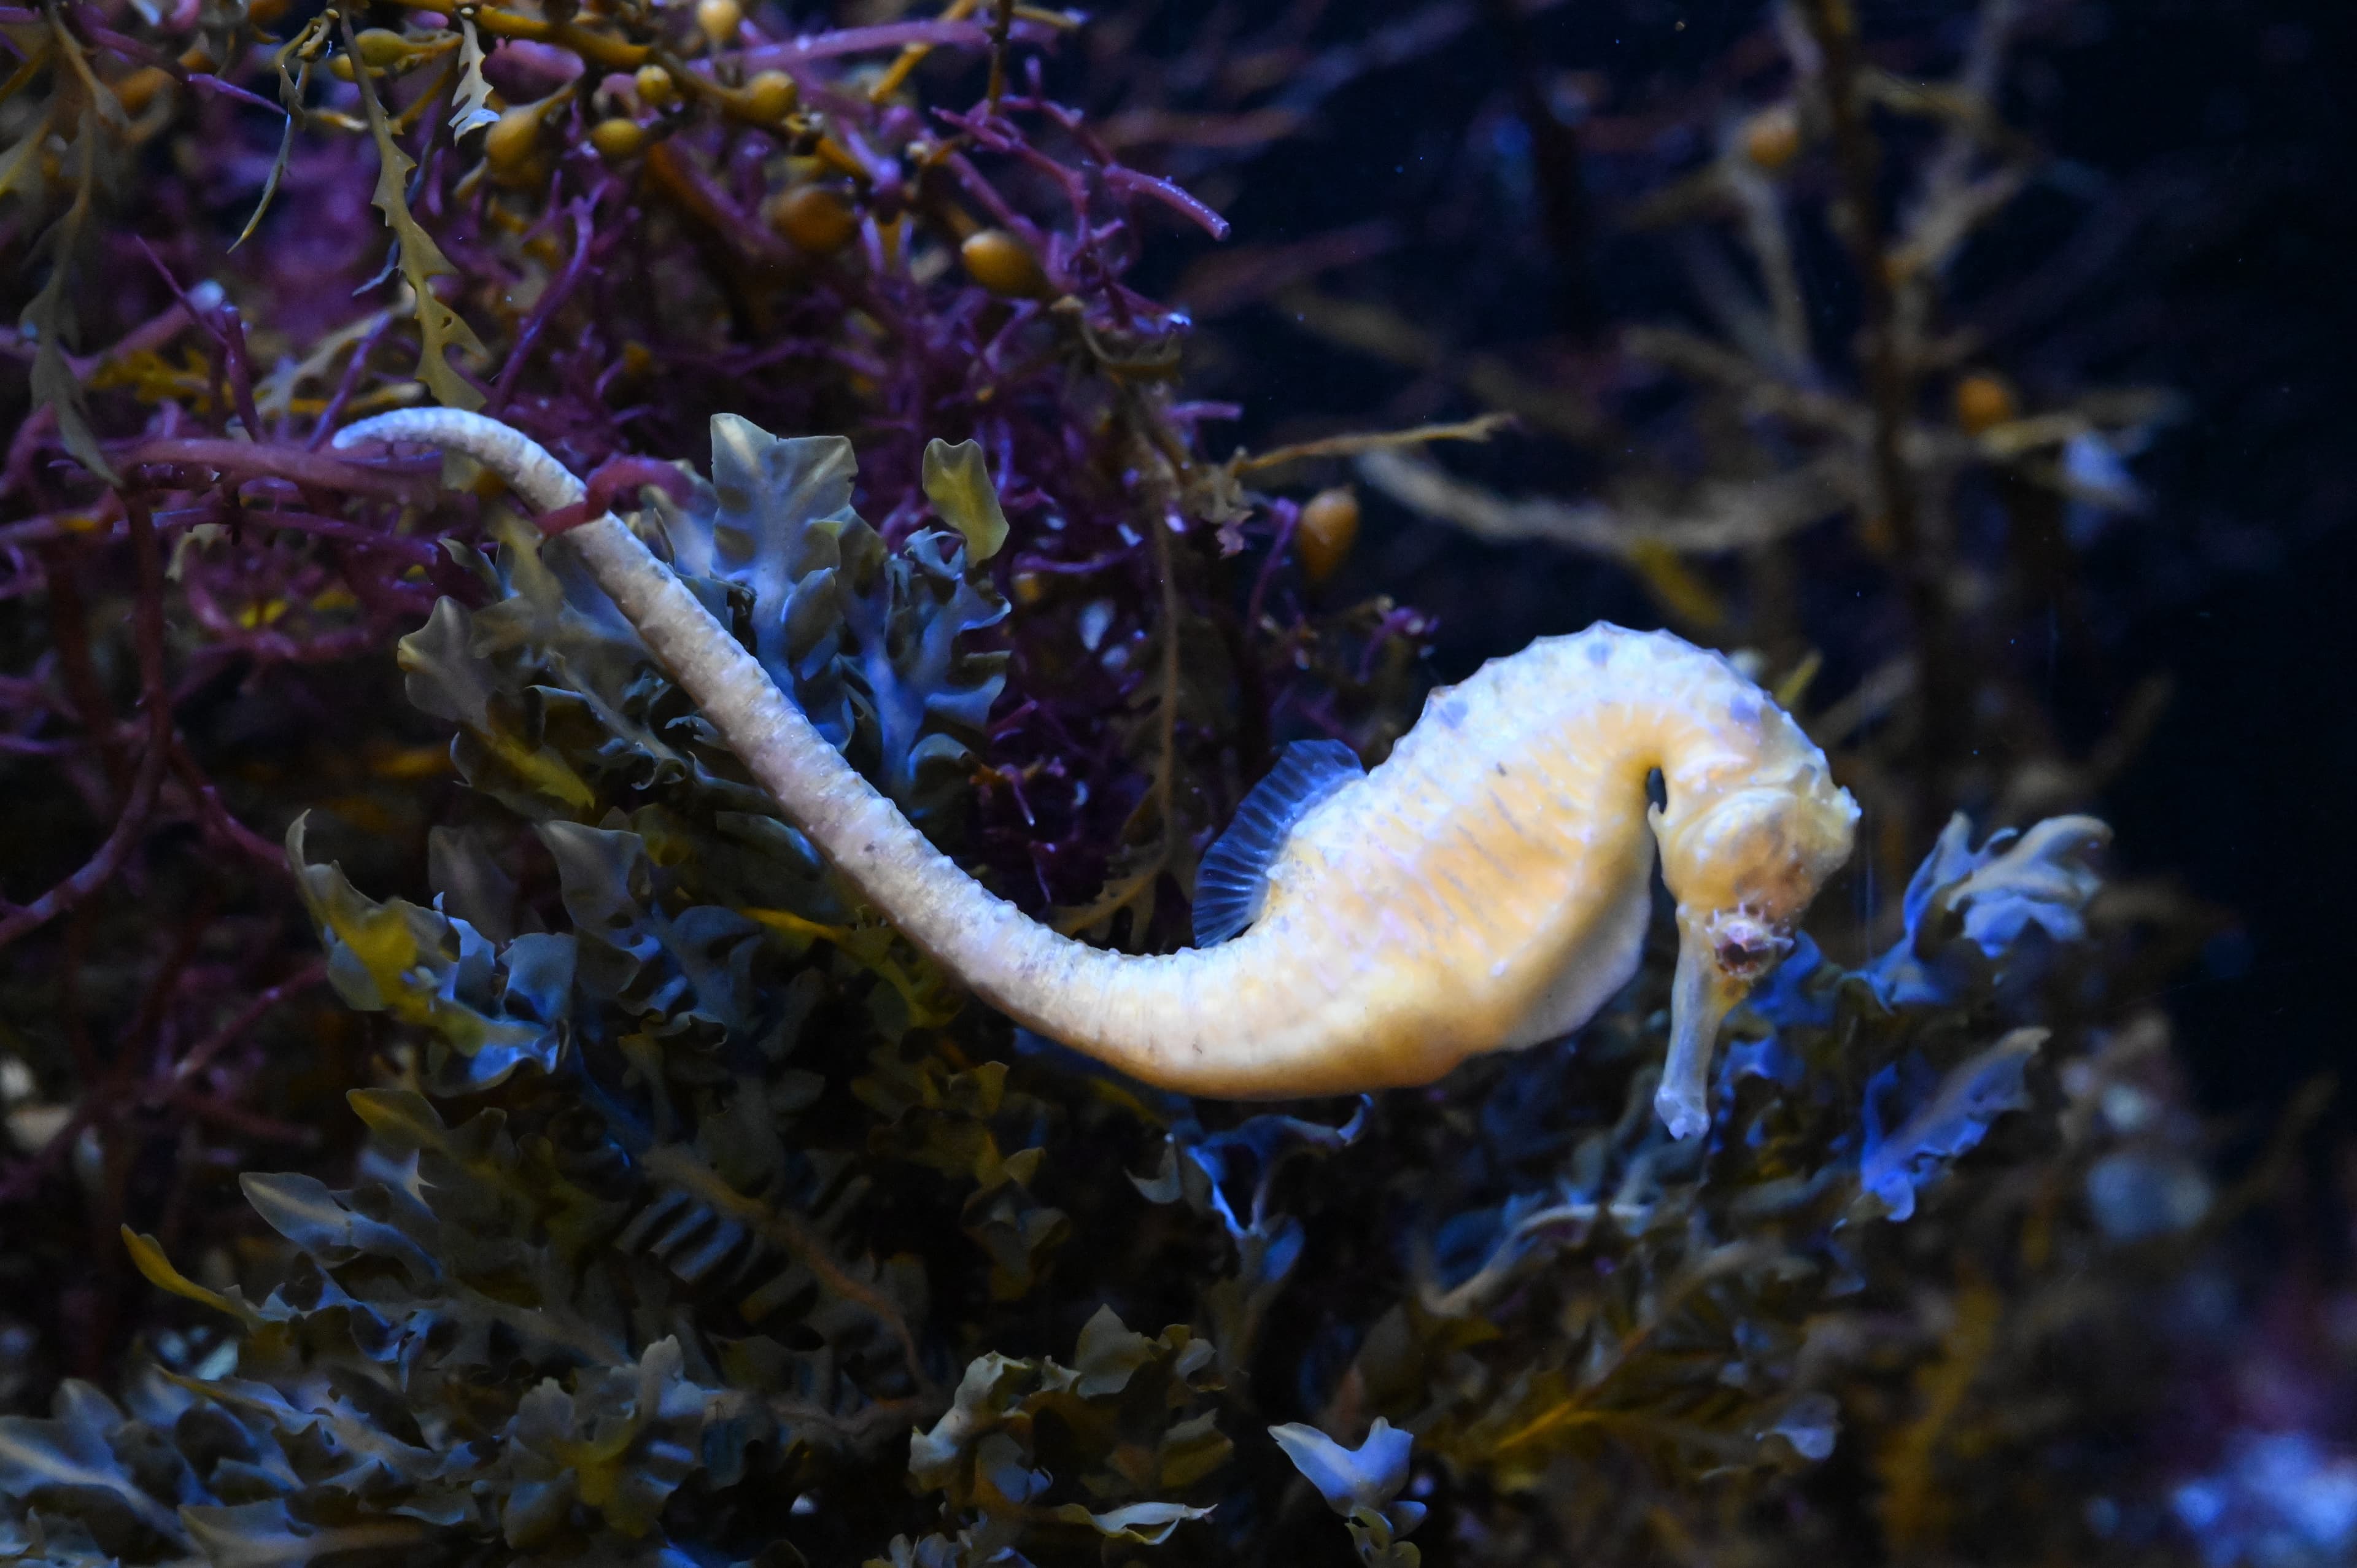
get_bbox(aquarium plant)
[0,1,2291,1564]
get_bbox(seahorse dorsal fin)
[1193,739,1365,946]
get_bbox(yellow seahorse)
[335,411,1859,1138]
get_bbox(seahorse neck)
[1514,627,1817,840]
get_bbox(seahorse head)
[1655,763,1858,956]
[1649,755,1859,1139]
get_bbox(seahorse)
[335,411,1859,1138]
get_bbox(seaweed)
[0,1,2312,1564]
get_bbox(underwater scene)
[0,0,2351,1562]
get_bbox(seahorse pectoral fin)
[1193,739,1365,946]
[1657,934,1749,1140]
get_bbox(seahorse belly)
[1201,646,1662,1086]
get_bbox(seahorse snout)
[1705,907,1794,983]
[1651,778,1858,1140]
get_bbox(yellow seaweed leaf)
[319,892,429,1023]
[1626,540,1727,632]
[921,438,1011,562]
[475,722,600,811]
[1876,1276,2002,1549]
[120,1227,261,1330]
[22,104,115,484]
[344,14,486,411]
[1773,649,1824,710]
[741,906,959,1027]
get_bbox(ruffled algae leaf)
[651,417,1010,833]
[1270,1416,1415,1516]
[1860,1029,2046,1222]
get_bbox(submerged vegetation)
[0,1,2326,1564]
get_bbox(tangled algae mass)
[0,1,2342,1565]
